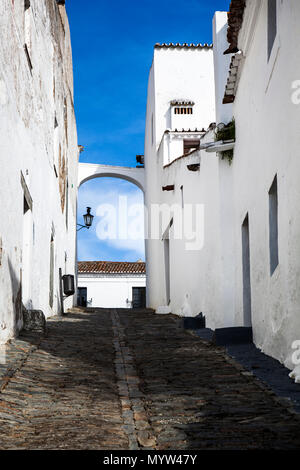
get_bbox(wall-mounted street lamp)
[77,207,94,232]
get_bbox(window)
[268,0,277,61]
[174,107,193,115]
[269,175,279,275]
[183,139,200,155]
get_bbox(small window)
[174,107,193,115]
[269,174,279,275]
[183,139,200,155]
[268,0,277,61]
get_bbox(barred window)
[174,107,193,115]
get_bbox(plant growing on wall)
[215,119,235,164]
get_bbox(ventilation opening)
[174,107,193,115]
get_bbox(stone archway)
[78,163,145,192]
[76,162,147,309]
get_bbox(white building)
[144,42,216,316]
[78,261,146,309]
[0,0,78,342]
[144,1,300,380]
[221,0,300,379]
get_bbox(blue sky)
[68,0,230,262]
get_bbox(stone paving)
[0,310,127,449]
[0,307,300,450]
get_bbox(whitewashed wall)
[144,45,216,313]
[144,5,300,376]
[78,274,146,309]
[213,12,233,125]
[230,0,300,369]
[0,0,78,342]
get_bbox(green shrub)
[215,119,235,164]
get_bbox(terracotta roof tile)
[170,100,195,106]
[155,43,212,49]
[224,0,246,55]
[223,52,243,103]
[78,261,146,274]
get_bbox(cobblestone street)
[0,308,300,450]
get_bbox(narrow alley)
[0,308,300,450]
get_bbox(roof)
[154,43,212,49]
[78,261,146,275]
[170,100,195,106]
[224,0,246,54]
[223,52,243,103]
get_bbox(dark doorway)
[242,214,252,327]
[77,287,87,307]
[49,234,55,308]
[269,174,279,275]
[22,193,33,309]
[132,287,146,309]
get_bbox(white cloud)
[78,178,145,261]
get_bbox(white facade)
[227,0,300,374]
[144,3,300,379]
[144,43,216,315]
[0,0,78,342]
[78,274,146,309]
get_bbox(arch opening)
[77,175,146,310]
